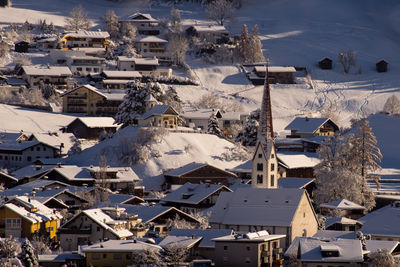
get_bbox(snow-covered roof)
[99,91,126,101]
[169,228,234,248]
[277,152,320,169]
[102,70,142,79]
[6,196,63,221]
[117,56,159,65]
[182,108,220,120]
[127,12,158,22]
[22,65,72,77]
[359,204,400,237]
[29,132,75,151]
[102,79,133,85]
[365,240,399,254]
[209,188,308,227]
[254,66,296,73]
[60,84,105,97]
[81,239,161,253]
[3,203,42,223]
[312,230,357,240]
[107,193,144,205]
[2,179,66,195]
[278,177,315,189]
[212,230,285,243]
[69,117,117,128]
[284,117,334,134]
[0,140,58,152]
[86,166,140,183]
[325,217,362,228]
[189,25,229,34]
[159,235,202,249]
[62,30,110,39]
[79,208,133,239]
[299,238,364,262]
[137,105,179,120]
[162,182,231,205]
[136,36,168,43]
[11,164,56,180]
[0,132,24,142]
[320,199,366,210]
[163,162,236,178]
[230,160,252,174]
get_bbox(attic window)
[258,154,262,158]
[182,193,193,199]
[285,200,289,203]
[265,200,269,203]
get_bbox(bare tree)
[104,10,119,39]
[120,23,137,42]
[131,248,164,266]
[123,43,139,57]
[167,34,188,66]
[383,94,400,115]
[162,245,189,266]
[338,50,356,74]
[170,8,182,34]
[205,0,235,26]
[0,41,9,60]
[0,236,21,259]
[65,5,92,31]
[369,249,397,267]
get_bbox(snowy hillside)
[66,126,248,189]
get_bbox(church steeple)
[251,65,278,189]
[257,65,274,142]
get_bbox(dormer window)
[320,244,340,257]
[258,153,262,158]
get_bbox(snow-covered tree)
[65,5,92,31]
[104,10,119,39]
[238,24,251,63]
[31,236,51,257]
[208,113,222,136]
[163,86,182,114]
[131,248,164,267]
[338,50,356,74]
[162,245,189,266]
[114,82,148,126]
[0,236,21,260]
[68,136,82,156]
[123,43,139,57]
[167,33,188,65]
[205,0,235,26]
[120,23,137,42]
[20,239,38,267]
[249,24,264,63]
[314,133,376,210]
[238,24,264,63]
[170,8,182,34]
[0,41,9,59]
[383,94,400,115]
[235,109,260,146]
[369,249,398,267]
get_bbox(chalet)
[163,162,237,188]
[119,12,160,35]
[27,131,76,157]
[209,188,319,249]
[11,164,58,185]
[284,117,339,138]
[15,41,29,53]
[58,207,138,251]
[319,57,333,69]
[67,56,106,76]
[182,108,249,132]
[101,70,142,80]
[186,25,229,43]
[213,230,286,267]
[320,199,367,219]
[134,36,169,60]
[65,117,118,139]
[275,136,327,153]
[359,202,400,241]
[81,239,162,267]
[0,141,59,169]
[376,59,388,73]
[36,37,58,49]
[253,66,296,84]
[107,193,145,206]
[20,65,73,89]
[60,84,124,116]
[137,104,179,128]
[116,56,172,77]
[161,182,232,213]
[60,31,110,48]
[284,237,365,266]
[277,151,319,178]
[0,196,62,240]
[325,217,363,232]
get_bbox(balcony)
[261,250,271,257]
[68,102,87,107]
[67,94,87,99]
[58,228,91,235]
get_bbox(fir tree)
[164,86,183,114]
[249,24,264,63]
[20,238,38,267]
[208,113,222,136]
[235,109,260,146]
[239,24,250,63]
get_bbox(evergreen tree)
[249,24,264,63]
[114,82,148,126]
[164,86,183,113]
[235,109,260,146]
[239,24,250,63]
[20,238,38,267]
[208,113,222,136]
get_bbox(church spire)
[257,65,274,143]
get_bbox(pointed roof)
[137,104,179,120]
[257,65,274,141]
[284,117,338,134]
[320,199,366,210]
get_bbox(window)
[43,147,46,151]
[4,156,7,160]
[246,246,250,251]
[270,163,275,171]
[257,163,263,171]
[103,254,107,258]
[0,155,2,160]
[92,254,100,260]
[258,153,262,158]
[271,153,274,159]
[27,156,31,161]
[245,257,251,263]
[302,229,307,237]
[257,174,263,184]
[77,67,82,71]
[126,254,131,260]
[37,147,40,151]
[5,218,21,228]
[113,254,122,259]
[270,175,275,187]
[223,245,228,251]
[97,226,100,232]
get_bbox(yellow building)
[60,31,110,49]
[81,239,162,267]
[137,104,179,128]
[60,84,124,116]
[0,196,61,241]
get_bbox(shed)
[65,117,118,139]
[376,60,388,73]
[319,57,332,69]
[15,41,29,53]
